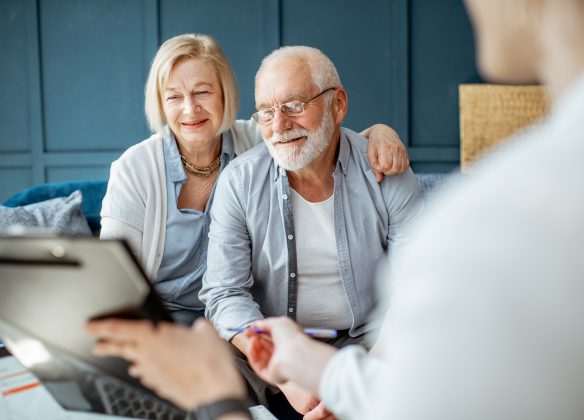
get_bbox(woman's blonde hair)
[144,33,239,137]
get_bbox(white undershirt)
[291,189,353,330]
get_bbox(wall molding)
[1,0,473,200]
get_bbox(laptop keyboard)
[95,376,185,420]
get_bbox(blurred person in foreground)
[89,0,584,418]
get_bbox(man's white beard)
[265,110,335,171]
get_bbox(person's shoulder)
[224,142,271,175]
[231,119,261,154]
[114,132,163,167]
[376,169,420,210]
[340,127,378,171]
[216,143,274,197]
[341,127,368,153]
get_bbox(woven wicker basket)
[459,84,550,171]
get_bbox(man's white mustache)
[269,129,310,144]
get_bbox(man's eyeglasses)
[251,87,338,125]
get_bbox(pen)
[228,327,338,339]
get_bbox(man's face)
[255,58,336,171]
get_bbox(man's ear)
[333,88,348,124]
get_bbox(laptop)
[0,236,187,420]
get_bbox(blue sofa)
[1,173,452,236]
[3,180,107,235]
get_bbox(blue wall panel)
[40,0,151,152]
[282,0,396,132]
[0,0,478,201]
[0,0,31,153]
[410,0,480,148]
[0,168,33,201]
[46,166,111,183]
[160,0,273,120]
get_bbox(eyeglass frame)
[251,87,339,125]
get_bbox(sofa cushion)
[415,172,454,197]
[0,190,92,236]
[3,180,107,234]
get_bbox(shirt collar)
[336,128,350,176]
[163,126,187,183]
[221,129,235,161]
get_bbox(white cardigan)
[100,120,260,280]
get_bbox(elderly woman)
[100,33,410,325]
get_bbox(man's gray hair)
[256,46,343,103]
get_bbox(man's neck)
[287,129,340,202]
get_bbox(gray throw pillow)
[0,190,92,236]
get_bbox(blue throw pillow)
[0,190,92,236]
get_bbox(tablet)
[0,236,186,419]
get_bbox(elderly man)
[198,46,422,417]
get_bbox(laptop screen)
[0,236,184,419]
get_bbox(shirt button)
[290,273,296,278]
[282,194,288,200]
[287,234,294,240]
[288,307,294,313]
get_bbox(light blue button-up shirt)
[200,128,423,340]
[155,130,235,325]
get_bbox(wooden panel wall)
[0,0,480,201]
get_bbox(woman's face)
[162,58,225,147]
[464,0,540,83]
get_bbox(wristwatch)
[194,398,252,420]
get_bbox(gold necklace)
[180,154,221,177]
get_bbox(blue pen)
[228,327,338,339]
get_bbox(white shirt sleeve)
[319,345,384,419]
[99,156,147,261]
[98,136,166,279]
[100,216,143,262]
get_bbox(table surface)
[0,351,276,420]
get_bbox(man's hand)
[279,381,321,416]
[86,318,246,411]
[231,331,253,355]
[361,124,410,182]
[279,382,337,419]
[304,401,336,420]
[280,383,337,419]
